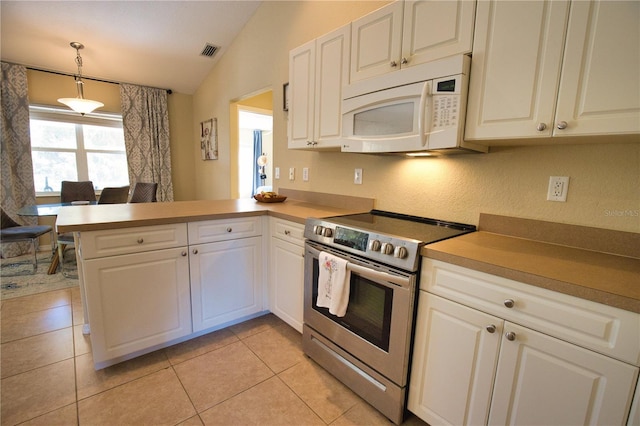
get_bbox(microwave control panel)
[431,75,463,130]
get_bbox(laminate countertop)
[55,189,375,233]
[422,214,640,313]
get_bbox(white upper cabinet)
[350,0,475,83]
[288,24,350,150]
[465,0,640,141]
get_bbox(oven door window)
[312,258,393,352]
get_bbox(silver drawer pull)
[486,324,497,333]
[226,227,232,233]
[503,299,515,308]
[181,251,187,257]
[192,249,198,254]
[284,230,291,235]
[505,331,516,341]
[137,238,144,244]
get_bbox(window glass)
[29,106,129,194]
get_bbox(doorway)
[229,90,273,199]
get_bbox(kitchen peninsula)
[56,190,374,369]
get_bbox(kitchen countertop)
[422,214,640,313]
[55,190,375,233]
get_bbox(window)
[29,106,129,195]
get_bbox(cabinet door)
[554,1,640,136]
[190,237,263,332]
[313,25,350,149]
[401,0,475,67]
[288,39,315,149]
[490,322,639,426]
[629,376,640,426]
[350,1,404,83]
[408,293,502,425]
[465,0,570,140]
[269,237,304,332]
[84,247,191,367]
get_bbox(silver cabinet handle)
[192,249,198,254]
[504,299,515,308]
[536,122,547,131]
[284,230,291,236]
[505,331,516,341]
[390,60,398,67]
[137,238,144,244]
[486,324,497,333]
[401,57,408,65]
[181,251,187,257]
[557,121,568,130]
[226,227,232,233]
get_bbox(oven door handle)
[347,262,410,288]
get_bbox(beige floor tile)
[330,400,426,426]
[20,403,78,426]
[279,357,361,424]
[228,313,286,339]
[73,324,92,356]
[164,328,238,365]
[0,358,76,425]
[177,415,205,426]
[78,367,196,426]
[174,340,274,412]
[1,328,74,378]
[243,324,305,373]
[71,287,84,326]
[199,376,324,426]
[1,289,71,319]
[1,305,72,343]
[75,349,171,400]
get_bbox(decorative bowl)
[254,194,287,203]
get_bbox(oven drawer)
[421,259,640,366]
[81,224,188,260]
[188,216,262,244]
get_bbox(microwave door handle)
[347,262,410,288]
[418,81,432,147]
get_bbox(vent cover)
[200,43,220,58]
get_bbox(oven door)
[303,241,416,385]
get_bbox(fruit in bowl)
[260,191,278,199]
[254,191,287,203]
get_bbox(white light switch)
[302,167,309,182]
[275,167,280,179]
[289,168,295,181]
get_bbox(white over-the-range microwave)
[341,55,487,155]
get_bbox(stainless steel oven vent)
[200,43,220,58]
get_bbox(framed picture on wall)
[200,118,218,160]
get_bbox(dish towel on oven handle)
[317,251,351,317]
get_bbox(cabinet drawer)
[270,218,305,246]
[422,259,640,366]
[81,224,188,260]
[188,216,262,244]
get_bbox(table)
[17,202,97,274]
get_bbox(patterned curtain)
[119,83,174,202]
[0,62,37,257]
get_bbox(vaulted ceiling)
[1,1,262,94]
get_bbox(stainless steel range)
[303,210,475,424]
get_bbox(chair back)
[1,208,21,229]
[129,182,158,203]
[98,186,130,204]
[60,181,97,203]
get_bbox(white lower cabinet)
[83,247,192,368]
[190,236,263,332]
[268,218,305,332]
[408,260,640,425]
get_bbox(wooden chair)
[1,208,54,275]
[98,186,130,204]
[129,182,158,203]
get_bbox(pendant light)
[58,42,104,115]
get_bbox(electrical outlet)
[547,176,569,202]
[302,167,309,182]
[275,167,280,179]
[289,167,295,181]
[354,168,363,185]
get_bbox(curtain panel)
[120,83,174,202]
[1,62,37,257]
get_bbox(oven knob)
[381,242,394,255]
[313,225,324,235]
[394,246,408,259]
[322,227,333,238]
[368,239,381,252]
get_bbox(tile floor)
[1,287,427,426]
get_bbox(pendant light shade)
[58,42,104,115]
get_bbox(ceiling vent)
[200,43,220,58]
